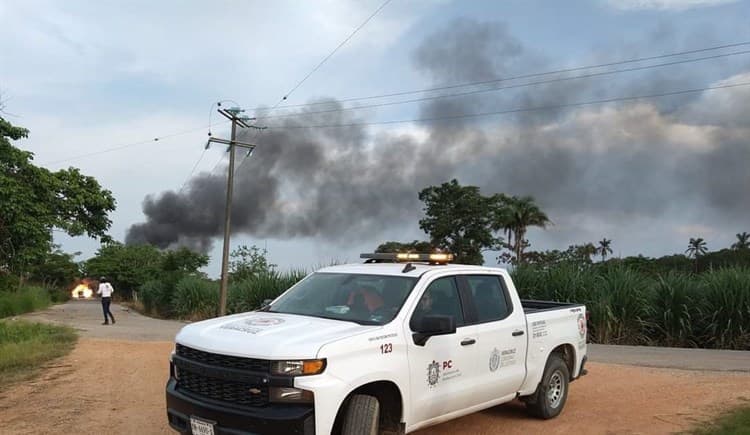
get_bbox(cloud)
[605,0,738,11]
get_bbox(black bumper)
[166,378,315,435]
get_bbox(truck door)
[405,276,478,425]
[459,274,528,405]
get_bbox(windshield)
[268,273,418,325]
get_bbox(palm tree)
[597,238,613,262]
[498,196,551,264]
[685,237,708,272]
[731,232,750,250]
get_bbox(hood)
[175,311,378,359]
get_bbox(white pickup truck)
[166,253,588,435]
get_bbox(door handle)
[460,338,476,346]
[512,330,525,337]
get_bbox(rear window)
[466,275,511,323]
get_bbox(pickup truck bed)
[522,299,584,314]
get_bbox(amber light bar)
[360,253,454,263]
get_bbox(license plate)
[190,417,215,435]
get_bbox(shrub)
[0,286,52,318]
[171,276,219,320]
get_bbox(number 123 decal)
[380,343,393,354]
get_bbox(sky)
[2,0,749,276]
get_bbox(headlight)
[270,359,326,376]
[269,387,314,403]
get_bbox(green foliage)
[689,404,750,435]
[698,268,750,349]
[162,247,209,273]
[227,269,307,314]
[83,242,163,298]
[513,264,750,350]
[171,276,219,320]
[0,320,77,389]
[375,240,434,253]
[418,179,502,265]
[0,286,51,318]
[0,117,115,274]
[139,279,169,315]
[651,273,699,347]
[0,272,19,292]
[230,245,276,281]
[494,195,551,264]
[25,245,80,287]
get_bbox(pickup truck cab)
[166,253,588,435]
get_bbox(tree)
[375,240,434,253]
[83,242,163,297]
[418,180,502,265]
[162,247,209,274]
[494,195,550,264]
[26,245,80,287]
[685,237,708,272]
[731,232,750,250]
[0,117,116,275]
[230,245,276,281]
[597,238,613,262]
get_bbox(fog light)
[269,387,314,403]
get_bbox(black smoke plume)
[127,18,750,252]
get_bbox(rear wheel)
[525,353,570,419]
[342,394,380,435]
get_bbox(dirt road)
[1,301,749,434]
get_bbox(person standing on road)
[97,277,116,325]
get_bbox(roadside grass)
[0,320,77,390]
[0,286,53,318]
[687,401,750,435]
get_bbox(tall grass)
[512,264,750,350]
[0,320,77,388]
[698,268,750,350]
[0,286,52,318]
[228,269,307,314]
[171,276,219,320]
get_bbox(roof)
[316,262,508,278]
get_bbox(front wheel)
[524,353,570,419]
[341,394,380,435]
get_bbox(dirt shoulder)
[1,338,749,435]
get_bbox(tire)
[525,353,570,419]
[341,394,380,435]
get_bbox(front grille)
[178,369,269,408]
[176,343,270,372]
[175,344,270,408]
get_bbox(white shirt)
[97,282,114,298]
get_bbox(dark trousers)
[102,297,115,323]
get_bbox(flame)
[71,283,93,299]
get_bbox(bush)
[0,273,20,292]
[171,276,219,320]
[139,279,168,315]
[0,286,52,318]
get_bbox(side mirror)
[412,315,456,346]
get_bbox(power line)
[40,122,228,166]
[255,40,750,111]
[274,0,393,107]
[255,49,750,121]
[178,147,208,193]
[264,81,750,129]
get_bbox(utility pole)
[206,105,264,316]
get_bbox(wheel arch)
[332,380,404,434]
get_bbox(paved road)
[17,299,184,341]
[17,300,750,371]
